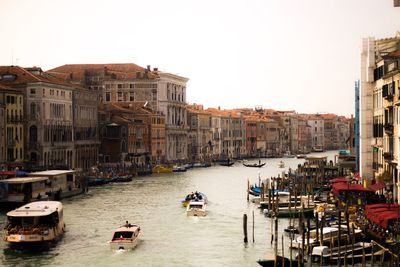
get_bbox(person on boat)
[125,221,132,228]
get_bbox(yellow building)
[3,88,24,164]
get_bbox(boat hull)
[187,209,207,217]
[110,238,139,250]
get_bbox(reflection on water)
[0,152,342,267]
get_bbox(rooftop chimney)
[147,65,151,71]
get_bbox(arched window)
[30,152,37,162]
[30,103,36,116]
[29,125,38,143]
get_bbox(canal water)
[0,152,339,267]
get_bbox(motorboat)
[278,161,285,168]
[152,165,173,174]
[3,201,66,244]
[109,222,141,250]
[296,154,306,159]
[257,254,303,267]
[282,151,295,158]
[311,242,373,263]
[172,165,187,172]
[186,200,207,216]
[181,192,207,207]
[290,226,363,249]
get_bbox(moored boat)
[257,254,303,267]
[152,165,173,174]
[109,222,141,250]
[3,201,66,245]
[311,242,373,263]
[0,177,49,208]
[111,174,133,183]
[186,200,207,216]
[29,170,86,199]
[219,161,235,166]
[172,165,187,172]
[265,206,314,218]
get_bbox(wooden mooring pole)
[243,214,248,243]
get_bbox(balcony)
[382,84,394,100]
[383,152,394,161]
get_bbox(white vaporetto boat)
[109,222,141,250]
[186,201,207,216]
[3,201,65,244]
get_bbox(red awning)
[368,182,386,192]
[364,204,400,229]
[332,182,373,196]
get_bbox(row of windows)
[30,88,72,99]
[6,95,22,105]
[105,83,158,89]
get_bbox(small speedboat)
[110,222,141,250]
[181,192,207,207]
[173,165,187,172]
[186,201,207,216]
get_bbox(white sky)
[0,0,399,117]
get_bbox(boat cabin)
[4,201,65,243]
[111,226,140,241]
[28,170,83,199]
[0,177,49,204]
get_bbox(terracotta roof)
[47,63,159,82]
[187,107,211,115]
[0,65,78,88]
[100,102,155,115]
[383,49,400,59]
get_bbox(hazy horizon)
[1,0,399,117]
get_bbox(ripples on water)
[0,152,364,267]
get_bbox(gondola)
[243,162,266,168]
[219,161,235,166]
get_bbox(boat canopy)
[7,201,63,217]
[29,170,74,176]
[0,177,48,184]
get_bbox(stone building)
[48,64,189,163]
[98,102,159,170]
[0,66,98,171]
[0,84,24,169]
[187,105,212,162]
